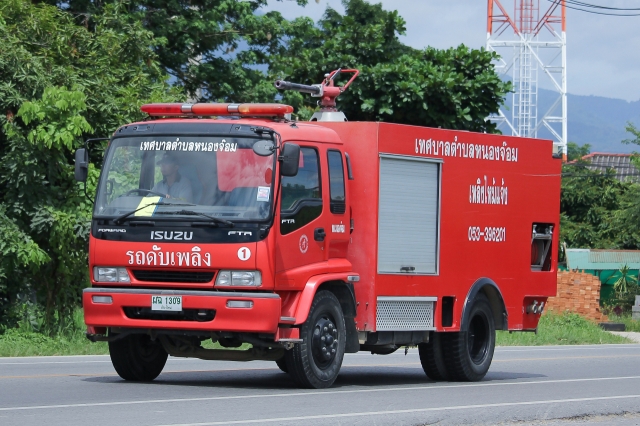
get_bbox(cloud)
[262,0,640,101]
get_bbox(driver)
[152,152,193,202]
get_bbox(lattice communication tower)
[486,0,566,156]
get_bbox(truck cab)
[81,110,358,388]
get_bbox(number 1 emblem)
[238,247,251,261]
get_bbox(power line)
[565,0,640,11]
[548,0,640,16]
[562,174,640,179]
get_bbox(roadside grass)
[0,307,250,357]
[496,312,633,346]
[606,313,640,332]
[0,309,108,357]
[0,328,109,357]
[1,311,635,357]
[0,327,249,357]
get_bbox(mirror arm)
[81,137,110,205]
[83,178,93,205]
[252,126,282,149]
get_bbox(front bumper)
[83,288,281,333]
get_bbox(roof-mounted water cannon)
[274,68,359,122]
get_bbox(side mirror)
[279,143,300,177]
[252,139,276,156]
[74,148,88,182]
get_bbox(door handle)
[314,227,326,242]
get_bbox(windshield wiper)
[113,202,196,225]
[154,210,234,227]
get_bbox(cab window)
[327,150,346,214]
[280,147,322,235]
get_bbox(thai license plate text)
[151,295,182,311]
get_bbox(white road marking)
[1,375,640,412]
[0,355,110,360]
[495,345,640,352]
[152,394,640,426]
[0,358,201,366]
[0,360,112,365]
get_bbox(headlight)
[94,267,130,283]
[215,270,262,287]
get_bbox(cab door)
[325,149,350,259]
[275,146,326,273]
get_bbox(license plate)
[151,295,182,312]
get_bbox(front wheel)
[442,294,495,381]
[284,290,346,389]
[109,334,168,381]
[275,356,288,373]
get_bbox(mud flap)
[345,317,360,353]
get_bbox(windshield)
[94,136,275,222]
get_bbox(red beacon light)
[140,103,191,116]
[140,103,293,117]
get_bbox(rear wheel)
[442,294,495,381]
[418,332,449,381]
[284,290,346,389]
[109,334,168,381]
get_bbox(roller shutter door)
[377,155,440,274]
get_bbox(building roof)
[571,153,640,182]
[566,248,640,271]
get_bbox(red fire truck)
[75,69,561,389]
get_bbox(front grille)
[132,270,214,283]
[124,307,216,322]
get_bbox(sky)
[261,0,640,102]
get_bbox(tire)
[442,294,495,382]
[275,356,288,373]
[109,334,168,381]
[418,332,449,381]
[284,290,346,389]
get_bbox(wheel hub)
[312,316,338,368]
[467,314,489,364]
[136,335,164,363]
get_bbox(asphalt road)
[2,344,640,426]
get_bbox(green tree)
[52,0,511,131]
[560,125,640,252]
[0,0,180,331]
[2,0,514,331]
[560,164,640,250]
[261,0,511,131]
[50,0,308,101]
[566,142,591,162]
[607,265,640,310]
[622,121,640,146]
[622,122,640,173]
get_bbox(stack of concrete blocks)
[633,296,640,320]
[546,271,607,322]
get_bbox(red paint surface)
[85,117,560,336]
[318,122,560,331]
[83,290,280,333]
